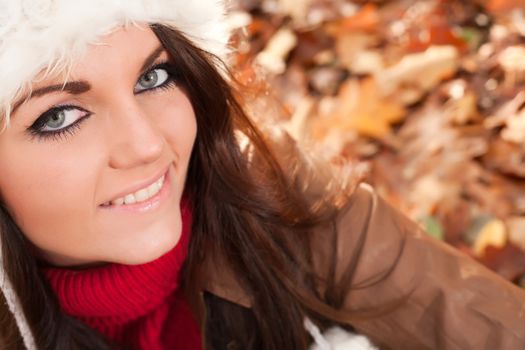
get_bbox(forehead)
[36,25,159,85]
[2,25,161,124]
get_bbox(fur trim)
[305,318,378,350]
[0,0,231,124]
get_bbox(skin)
[0,25,197,267]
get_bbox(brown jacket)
[202,183,525,349]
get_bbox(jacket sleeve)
[320,183,525,349]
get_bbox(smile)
[101,171,168,208]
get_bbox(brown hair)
[0,25,376,349]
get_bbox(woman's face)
[0,25,197,267]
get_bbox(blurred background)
[227,0,525,287]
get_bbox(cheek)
[149,90,197,163]
[0,136,103,250]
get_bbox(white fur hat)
[0,1,230,349]
[0,0,231,124]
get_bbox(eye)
[38,106,89,132]
[28,105,91,141]
[135,67,170,93]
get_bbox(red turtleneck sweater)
[43,203,202,350]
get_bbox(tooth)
[134,188,149,202]
[112,198,124,206]
[147,182,160,197]
[106,174,166,207]
[124,194,136,204]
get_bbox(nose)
[106,97,164,169]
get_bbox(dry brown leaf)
[310,78,405,140]
[438,198,473,244]
[506,216,525,251]
[407,175,461,219]
[327,3,380,34]
[443,80,483,125]
[479,243,525,281]
[334,32,379,71]
[376,46,460,105]
[486,0,525,13]
[483,138,525,177]
[473,218,508,256]
[256,27,298,74]
[498,45,525,87]
[277,0,314,23]
[406,18,469,53]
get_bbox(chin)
[116,221,183,266]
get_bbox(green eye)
[135,68,169,92]
[40,107,89,132]
[45,110,66,129]
[28,105,91,141]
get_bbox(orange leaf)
[487,0,525,13]
[311,78,405,139]
[327,4,379,34]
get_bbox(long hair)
[0,25,368,349]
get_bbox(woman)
[0,1,524,349]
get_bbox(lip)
[100,169,172,213]
[99,165,171,207]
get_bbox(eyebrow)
[11,81,91,115]
[10,45,165,116]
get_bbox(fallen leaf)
[310,78,405,139]
[506,216,525,251]
[479,243,525,281]
[330,3,380,33]
[486,0,525,13]
[418,215,445,241]
[483,138,525,177]
[256,27,298,74]
[498,45,525,87]
[308,66,347,96]
[472,218,508,257]
[376,46,460,105]
[277,0,314,23]
[334,32,380,71]
[402,1,469,52]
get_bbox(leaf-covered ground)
[229,0,525,286]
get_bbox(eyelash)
[27,61,180,142]
[27,105,91,142]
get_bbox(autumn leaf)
[472,218,507,257]
[479,243,525,281]
[486,0,525,13]
[310,78,405,140]
[327,3,379,34]
[376,46,460,104]
[419,215,445,240]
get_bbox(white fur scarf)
[305,318,378,350]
